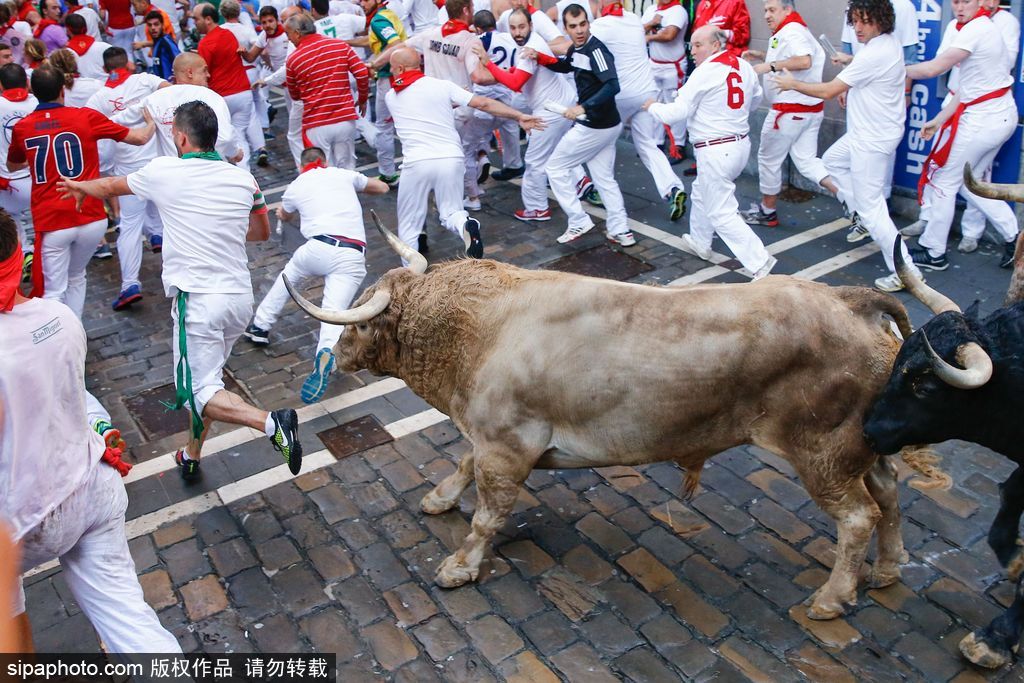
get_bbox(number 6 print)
[726,72,744,110]
[25,132,85,183]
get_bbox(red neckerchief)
[2,87,28,101]
[441,19,469,37]
[772,10,807,35]
[601,3,623,16]
[656,0,679,10]
[0,16,16,36]
[266,24,284,38]
[525,4,536,13]
[17,1,32,21]
[66,34,95,56]
[390,68,425,92]
[105,67,131,87]
[0,240,21,313]
[33,17,58,38]
[300,159,327,173]
[956,6,991,30]
[711,50,739,69]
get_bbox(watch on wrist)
[770,62,776,73]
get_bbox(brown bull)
[287,213,947,620]
[964,164,1024,305]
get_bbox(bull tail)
[899,445,952,491]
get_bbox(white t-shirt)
[315,13,364,40]
[763,20,824,107]
[139,84,241,160]
[498,7,562,43]
[127,155,263,295]
[992,9,1020,72]
[385,75,474,162]
[330,0,363,15]
[591,11,655,97]
[949,14,1014,107]
[0,297,104,542]
[639,2,686,63]
[516,31,576,111]
[475,30,518,99]
[0,92,36,180]
[405,0,439,35]
[64,77,103,107]
[407,26,481,91]
[554,0,594,32]
[70,6,102,39]
[255,29,290,72]
[837,32,906,145]
[843,0,918,54]
[648,51,761,143]
[222,19,260,69]
[86,72,166,174]
[282,166,369,240]
[74,39,113,80]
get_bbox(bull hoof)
[434,555,478,588]
[421,490,459,515]
[804,588,852,620]
[868,563,901,589]
[959,631,1011,669]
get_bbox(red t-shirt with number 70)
[8,103,128,232]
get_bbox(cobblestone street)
[22,89,1024,681]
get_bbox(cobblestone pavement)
[23,89,1024,681]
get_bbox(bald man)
[385,47,543,258]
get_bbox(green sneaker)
[269,409,303,475]
[378,173,400,187]
[668,188,687,222]
[174,449,201,482]
[21,251,32,282]
[582,187,603,207]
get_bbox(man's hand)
[519,46,537,62]
[773,68,797,92]
[754,62,771,75]
[471,43,490,65]
[921,118,941,141]
[641,97,657,112]
[275,206,288,221]
[563,104,584,121]
[229,149,244,164]
[742,49,765,62]
[518,113,546,131]
[831,52,852,67]
[142,106,154,127]
[56,176,87,211]
[838,90,847,108]
[358,99,367,117]
[132,41,145,49]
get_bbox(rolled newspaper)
[818,34,838,59]
[544,100,588,122]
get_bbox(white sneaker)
[874,273,905,292]
[556,223,594,244]
[846,222,870,243]
[900,219,926,237]
[464,196,481,211]
[751,255,777,281]
[607,231,636,247]
[958,237,979,253]
[681,233,711,261]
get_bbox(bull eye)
[357,323,368,332]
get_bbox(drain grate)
[124,376,245,441]
[542,245,654,280]
[318,415,394,459]
[779,185,815,204]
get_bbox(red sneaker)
[514,208,552,222]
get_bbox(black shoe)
[477,159,491,185]
[268,105,277,124]
[492,166,525,181]
[464,217,483,258]
[683,163,697,177]
[256,149,269,167]
[909,246,949,271]
[269,409,302,475]
[175,449,202,482]
[1000,239,1017,269]
[244,323,270,345]
[418,232,429,255]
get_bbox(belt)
[770,102,824,129]
[693,134,746,149]
[313,234,366,252]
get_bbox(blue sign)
[991,9,1024,184]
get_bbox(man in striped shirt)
[285,14,369,169]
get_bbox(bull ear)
[965,300,981,320]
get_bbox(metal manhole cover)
[779,185,815,203]
[124,376,245,441]
[318,415,393,459]
[542,245,654,280]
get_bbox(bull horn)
[922,331,993,390]
[284,275,391,324]
[892,237,960,314]
[964,162,1024,202]
[371,209,428,275]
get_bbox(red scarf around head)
[0,239,21,313]
[33,17,58,38]
[66,34,95,56]
[656,0,679,10]
[956,6,991,30]
[2,87,28,101]
[390,68,424,92]
[601,3,623,16]
[300,159,327,174]
[441,19,469,36]
[772,10,807,35]
[105,67,131,87]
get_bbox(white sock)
[761,203,773,214]
[264,413,276,437]
[179,449,195,462]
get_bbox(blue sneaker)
[150,234,162,253]
[301,348,335,404]
[93,243,113,260]
[112,284,142,311]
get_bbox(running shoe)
[464,196,482,211]
[556,223,594,244]
[269,409,303,475]
[477,156,491,185]
[575,176,594,198]
[492,166,525,181]
[874,273,906,293]
[301,349,335,404]
[681,233,711,261]
[21,252,31,282]
[93,243,113,260]
[514,208,551,222]
[1000,239,1017,269]
[378,173,400,187]
[150,234,162,253]
[846,214,869,243]
[464,218,483,258]
[607,231,636,247]
[112,284,143,311]
[668,188,687,222]
[741,203,778,228]
[174,449,201,482]
[418,232,429,255]
[909,246,949,271]
[751,255,777,281]
[899,219,925,237]
[256,149,269,167]
[957,237,979,254]
[244,323,270,345]
[582,187,603,207]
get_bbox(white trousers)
[547,123,628,236]
[397,157,468,252]
[245,65,270,140]
[919,103,1019,256]
[824,133,910,273]
[285,95,304,170]
[651,60,686,144]
[40,219,107,319]
[305,120,357,170]
[522,110,582,212]
[85,390,111,426]
[117,194,162,291]
[224,91,255,167]
[171,290,253,415]
[16,462,181,653]
[690,138,771,273]
[374,78,397,177]
[253,239,366,353]
[618,90,683,198]
[757,110,829,197]
[0,175,32,249]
